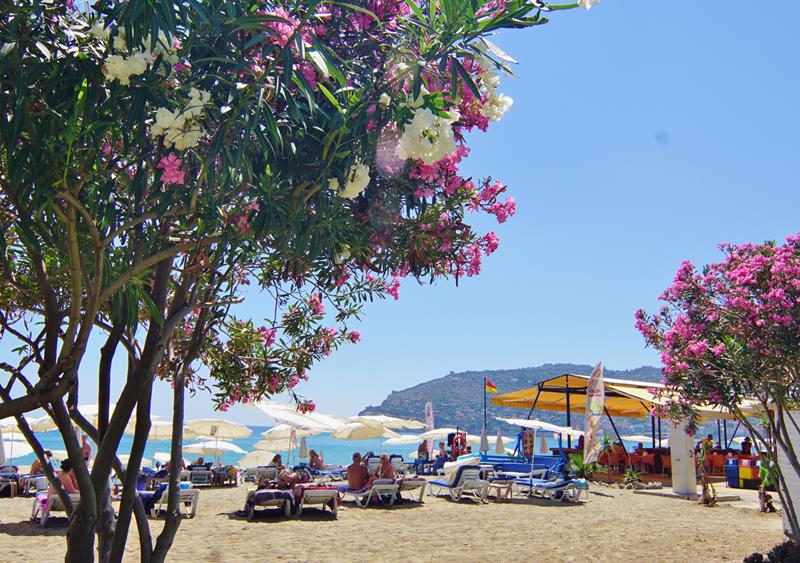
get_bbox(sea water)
[4,427,633,470]
[5,426,420,469]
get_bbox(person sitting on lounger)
[277,468,300,489]
[52,459,79,494]
[270,454,286,471]
[30,450,53,475]
[308,450,324,470]
[192,456,205,466]
[436,442,448,460]
[347,452,369,491]
[417,441,429,462]
[366,454,396,488]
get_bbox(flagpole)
[483,377,487,431]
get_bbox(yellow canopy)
[491,373,759,421]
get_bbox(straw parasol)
[253,402,345,432]
[479,427,489,453]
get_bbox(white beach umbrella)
[299,436,309,459]
[124,420,200,442]
[254,438,291,451]
[261,424,320,440]
[2,438,33,460]
[416,428,458,441]
[495,430,506,455]
[383,434,424,446]
[479,427,489,453]
[348,415,426,430]
[497,417,585,438]
[185,419,251,440]
[117,455,152,468]
[1,415,57,434]
[184,440,246,457]
[253,402,344,432]
[239,450,276,468]
[331,423,399,441]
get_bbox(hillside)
[359,363,667,437]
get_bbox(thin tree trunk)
[109,383,153,562]
[52,398,99,563]
[95,485,115,563]
[133,494,153,563]
[151,371,185,563]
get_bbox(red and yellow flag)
[485,379,498,394]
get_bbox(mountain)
[359,363,668,437]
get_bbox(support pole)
[565,375,572,449]
[524,384,543,420]
[651,415,656,449]
[658,417,662,445]
[726,421,741,449]
[605,407,632,471]
[717,420,722,448]
[723,420,728,452]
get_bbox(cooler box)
[739,458,759,487]
[725,457,739,488]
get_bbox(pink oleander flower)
[156,153,185,185]
[264,7,300,48]
[258,326,276,347]
[308,293,325,315]
[349,330,361,343]
[298,400,316,413]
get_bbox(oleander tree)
[0,0,596,561]
[636,235,800,538]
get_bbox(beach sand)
[0,482,784,562]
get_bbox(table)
[486,480,514,502]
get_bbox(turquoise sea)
[3,426,652,470]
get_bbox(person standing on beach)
[81,434,92,465]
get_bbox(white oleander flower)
[0,42,15,57]
[378,93,391,109]
[338,159,370,199]
[481,92,513,121]
[172,128,203,150]
[395,107,458,165]
[102,50,150,85]
[327,178,341,192]
[90,23,110,41]
[578,0,599,9]
[112,29,127,52]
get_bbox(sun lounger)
[23,475,48,496]
[398,478,426,502]
[31,492,80,526]
[428,466,488,502]
[241,466,278,483]
[514,476,585,502]
[339,479,399,507]
[389,455,406,476]
[297,486,339,518]
[245,489,294,520]
[189,468,213,486]
[140,483,199,518]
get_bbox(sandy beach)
[0,481,784,562]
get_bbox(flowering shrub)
[0,0,594,560]
[636,234,800,536]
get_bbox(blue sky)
[8,2,800,425]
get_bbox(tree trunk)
[95,485,115,563]
[133,495,153,563]
[109,383,153,563]
[151,371,185,563]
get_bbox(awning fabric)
[490,373,759,421]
